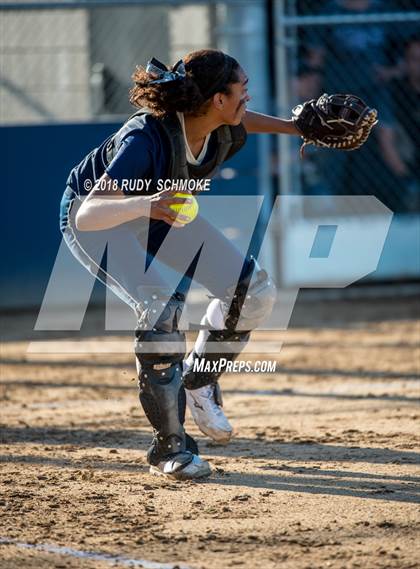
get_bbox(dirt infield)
[1,296,419,569]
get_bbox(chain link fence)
[275,0,420,214]
[0,1,219,123]
[2,0,419,293]
[2,0,419,215]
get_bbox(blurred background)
[2,0,420,315]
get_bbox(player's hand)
[147,190,192,227]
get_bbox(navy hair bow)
[145,57,186,84]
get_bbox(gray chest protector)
[105,108,247,182]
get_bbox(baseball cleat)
[186,384,233,444]
[149,452,211,480]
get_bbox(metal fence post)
[216,0,274,274]
[272,0,296,285]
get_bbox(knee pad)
[224,258,277,332]
[197,258,276,336]
[183,259,276,389]
[135,290,186,364]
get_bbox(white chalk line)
[0,537,192,569]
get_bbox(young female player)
[60,49,299,480]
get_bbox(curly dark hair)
[129,49,241,118]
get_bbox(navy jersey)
[66,112,217,197]
[66,114,169,196]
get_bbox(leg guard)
[135,291,196,466]
[184,259,276,390]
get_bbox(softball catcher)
[60,49,377,480]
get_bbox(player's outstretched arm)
[242,110,299,135]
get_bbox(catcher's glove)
[292,93,378,157]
